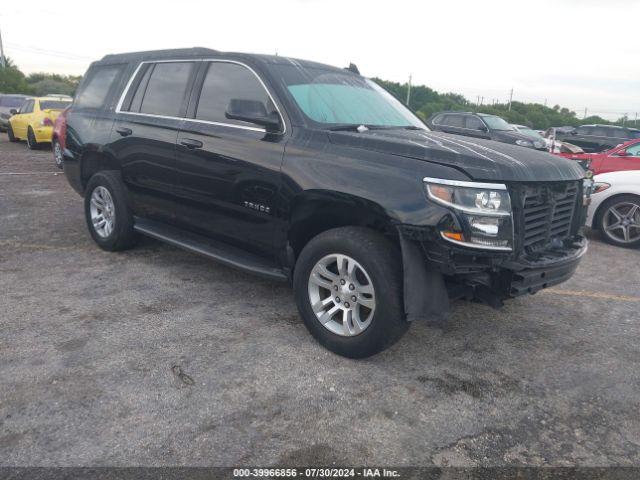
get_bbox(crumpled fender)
[398,231,450,325]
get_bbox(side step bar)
[133,217,288,282]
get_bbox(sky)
[1,0,639,120]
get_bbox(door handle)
[180,138,203,149]
[115,127,132,137]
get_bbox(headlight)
[592,182,610,194]
[423,177,514,251]
[515,139,534,148]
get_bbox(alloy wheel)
[53,141,63,167]
[307,253,376,337]
[90,186,116,238]
[603,201,640,244]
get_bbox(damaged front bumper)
[398,225,588,317]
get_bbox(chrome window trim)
[423,177,508,190]
[114,58,286,134]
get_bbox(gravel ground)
[1,135,639,467]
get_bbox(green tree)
[0,58,33,94]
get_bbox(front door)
[174,60,287,258]
[12,99,34,138]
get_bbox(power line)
[5,42,93,61]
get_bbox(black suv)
[427,111,547,151]
[62,48,589,358]
[554,124,640,153]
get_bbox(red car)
[559,138,640,175]
[52,107,69,170]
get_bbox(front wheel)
[84,171,137,251]
[7,124,18,142]
[293,227,409,358]
[599,195,640,248]
[53,139,64,169]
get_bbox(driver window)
[625,144,640,156]
[465,116,484,130]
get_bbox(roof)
[97,47,350,74]
[99,47,219,64]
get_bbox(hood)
[328,129,585,182]
[492,129,545,148]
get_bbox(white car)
[588,170,640,247]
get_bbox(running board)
[133,218,288,281]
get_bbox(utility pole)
[508,88,513,111]
[583,107,587,119]
[0,25,6,68]
[406,74,412,106]
[635,112,638,126]
[480,96,484,107]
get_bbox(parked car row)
[1,93,72,168]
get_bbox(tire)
[26,127,39,150]
[597,194,640,248]
[293,226,409,358]
[7,124,18,142]
[84,171,137,251]
[53,139,64,169]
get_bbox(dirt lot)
[1,135,639,467]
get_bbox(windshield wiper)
[327,124,423,132]
[327,124,376,132]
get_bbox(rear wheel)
[293,227,409,358]
[7,124,18,142]
[84,171,137,251]
[26,127,39,150]
[599,195,640,248]
[53,139,64,169]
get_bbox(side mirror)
[478,125,488,132]
[225,99,281,132]
[9,109,18,115]
[617,150,628,157]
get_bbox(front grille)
[513,181,580,252]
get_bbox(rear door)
[110,61,198,223]
[174,60,286,258]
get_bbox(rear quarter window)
[74,64,124,109]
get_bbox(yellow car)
[7,96,72,150]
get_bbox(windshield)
[40,100,71,110]
[273,65,426,129]
[482,115,513,131]
[0,96,26,108]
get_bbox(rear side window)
[592,127,608,137]
[138,62,194,117]
[576,126,592,135]
[445,114,465,128]
[74,65,123,109]
[195,62,274,126]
